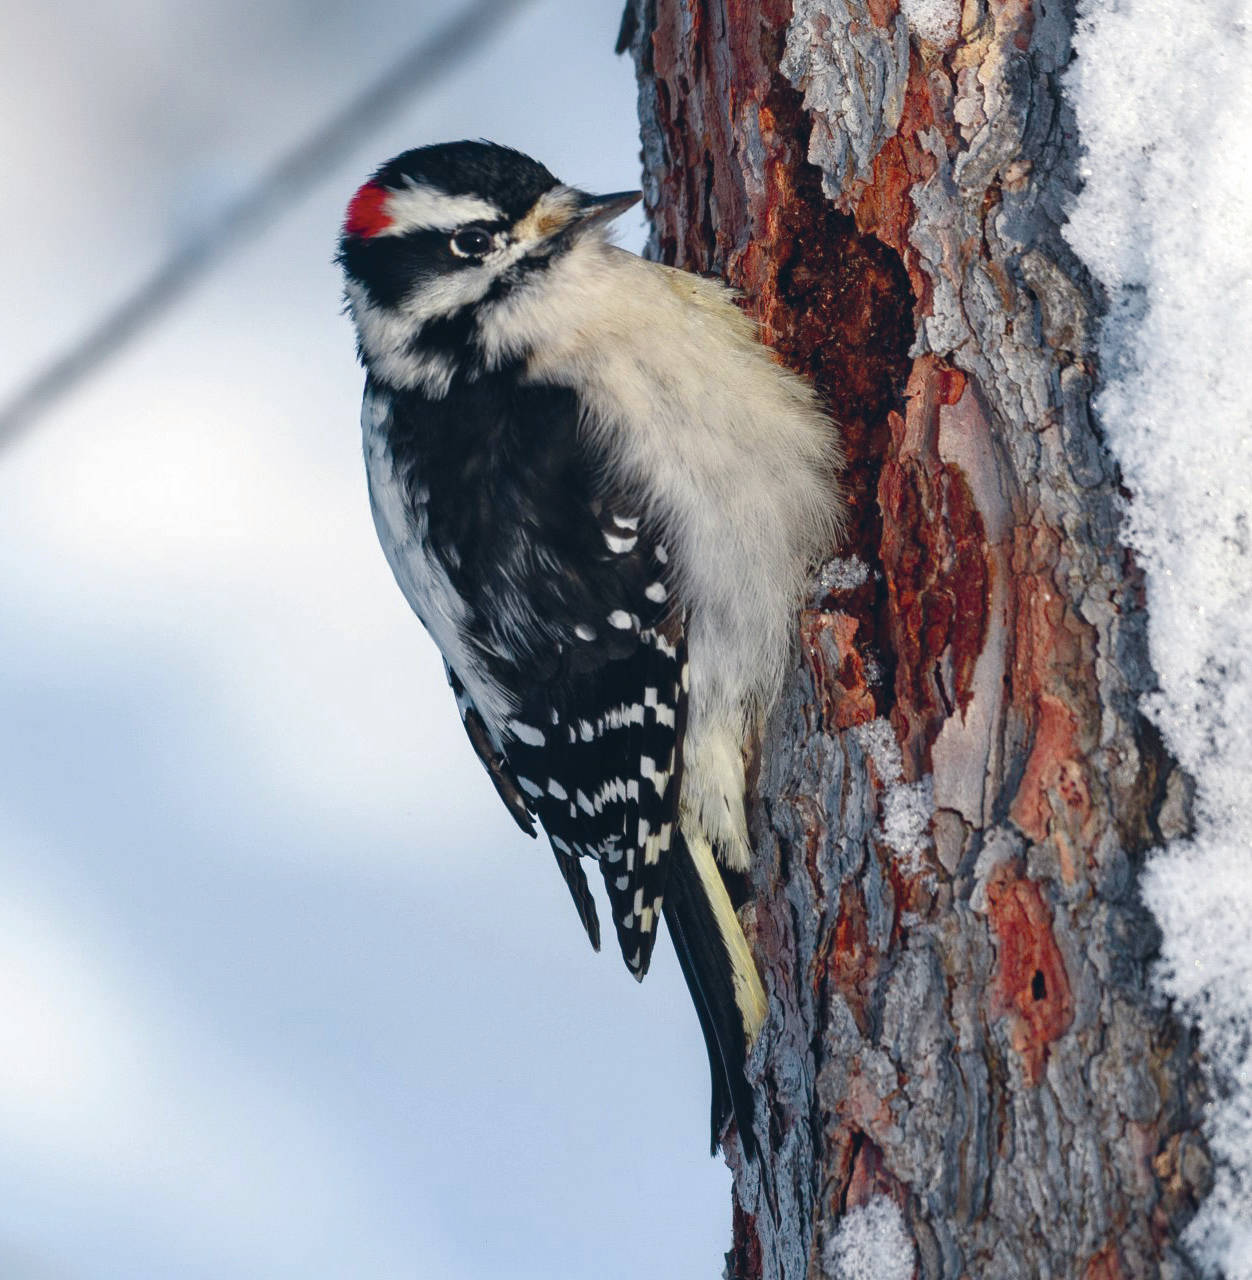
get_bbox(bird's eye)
[450,227,494,258]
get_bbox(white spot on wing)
[508,719,546,747]
[594,778,626,809]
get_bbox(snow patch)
[817,555,870,595]
[1063,3,1252,1275]
[854,718,933,869]
[824,1197,915,1280]
[900,0,960,47]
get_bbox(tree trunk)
[618,2,1211,1276]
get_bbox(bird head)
[337,140,640,395]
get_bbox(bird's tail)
[664,829,768,1157]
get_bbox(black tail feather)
[664,832,758,1159]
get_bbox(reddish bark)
[621,0,1207,1275]
[985,864,1074,1085]
[799,610,876,732]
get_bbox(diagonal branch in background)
[0,0,533,449]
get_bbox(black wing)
[446,662,601,952]
[446,663,535,836]
[391,375,688,977]
[502,532,687,980]
[382,373,753,1153]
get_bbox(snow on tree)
[1065,4,1252,1276]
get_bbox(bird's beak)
[576,190,643,229]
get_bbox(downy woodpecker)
[338,141,841,1156]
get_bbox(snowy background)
[0,3,733,1277]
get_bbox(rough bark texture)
[618,2,1211,1276]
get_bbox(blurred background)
[0,2,733,1276]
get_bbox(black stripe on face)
[411,307,479,367]
[338,224,510,309]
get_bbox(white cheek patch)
[466,189,586,367]
[378,182,503,235]
[397,269,497,329]
[345,278,458,396]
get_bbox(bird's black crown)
[369,140,560,219]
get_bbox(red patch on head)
[345,182,393,238]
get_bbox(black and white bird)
[337,141,841,1156]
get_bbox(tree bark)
[618,2,1211,1276]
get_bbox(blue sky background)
[0,3,733,1275]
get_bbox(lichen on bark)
[618,1,1210,1276]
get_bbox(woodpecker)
[338,141,841,1156]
